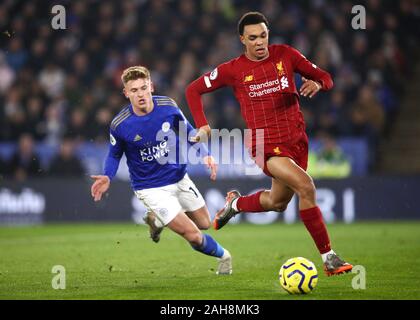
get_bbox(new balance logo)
[134,134,142,142]
[244,75,254,82]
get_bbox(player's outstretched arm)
[185,62,234,129]
[90,175,110,201]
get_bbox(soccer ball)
[279,257,318,294]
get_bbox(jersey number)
[189,187,198,198]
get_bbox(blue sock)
[192,234,225,258]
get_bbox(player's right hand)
[190,125,211,143]
[203,155,218,181]
[90,175,110,202]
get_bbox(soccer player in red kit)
[185,12,352,276]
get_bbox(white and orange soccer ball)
[279,257,318,294]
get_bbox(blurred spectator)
[91,108,113,142]
[72,52,93,86]
[3,87,25,140]
[0,156,7,180]
[308,134,351,179]
[48,136,85,177]
[27,39,47,73]
[0,51,15,93]
[367,70,398,135]
[25,96,46,140]
[301,107,317,136]
[350,86,385,139]
[0,0,417,177]
[6,37,28,71]
[317,90,352,137]
[42,101,64,145]
[8,133,42,181]
[64,74,85,107]
[66,108,90,142]
[38,63,65,98]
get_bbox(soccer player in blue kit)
[90,66,232,275]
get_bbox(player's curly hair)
[121,66,151,85]
[237,11,269,36]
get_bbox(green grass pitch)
[1,221,420,300]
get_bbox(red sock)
[299,206,331,254]
[236,190,265,212]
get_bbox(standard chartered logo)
[248,78,284,97]
[140,141,169,162]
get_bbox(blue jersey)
[104,95,207,190]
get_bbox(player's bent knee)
[198,221,210,230]
[267,194,290,212]
[297,181,316,201]
[273,202,288,212]
[200,217,211,230]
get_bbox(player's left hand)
[203,155,217,181]
[90,175,110,202]
[299,77,321,98]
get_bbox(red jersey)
[185,44,333,146]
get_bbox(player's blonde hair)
[121,66,151,86]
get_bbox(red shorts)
[250,132,309,178]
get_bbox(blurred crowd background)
[0,0,419,180]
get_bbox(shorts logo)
[209,68,218,80]
[244,75,254,82]
[189,186,198,198]
[133,134,142,142]
[273,147,282,155]
[162,122,170,132]
[159,208,168,217]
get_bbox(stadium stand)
[0,0,419,178]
